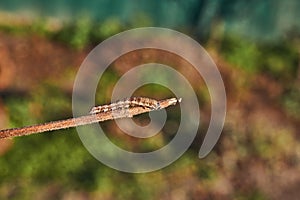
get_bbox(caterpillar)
[89,97,161,115]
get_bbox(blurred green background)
[0,1,299,199]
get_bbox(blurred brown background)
[0,1,299,199]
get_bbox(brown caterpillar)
[89,97,161,114]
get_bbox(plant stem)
[0,97,181,139]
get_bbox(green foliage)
[0,132,104,197]
[0,19,50,37]
[259,42,298,81]
[95,69,120,104]
[54,16,92,49]
[0,16,124,50]
[283,87,300,119]
[220,35,299,82]
[53,16,125,49]
[0,83,112,198]
[91,18,123,40]
[234,188,268,200]
[221,36,261,73]
[196,154,218,181]
[30,83,72,121]
[29,18,53,37]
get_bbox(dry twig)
[0,97,181,139]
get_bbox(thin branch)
[0,97,181,139]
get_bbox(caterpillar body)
[89,97,161,115]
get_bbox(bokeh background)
[0,1,299,199]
